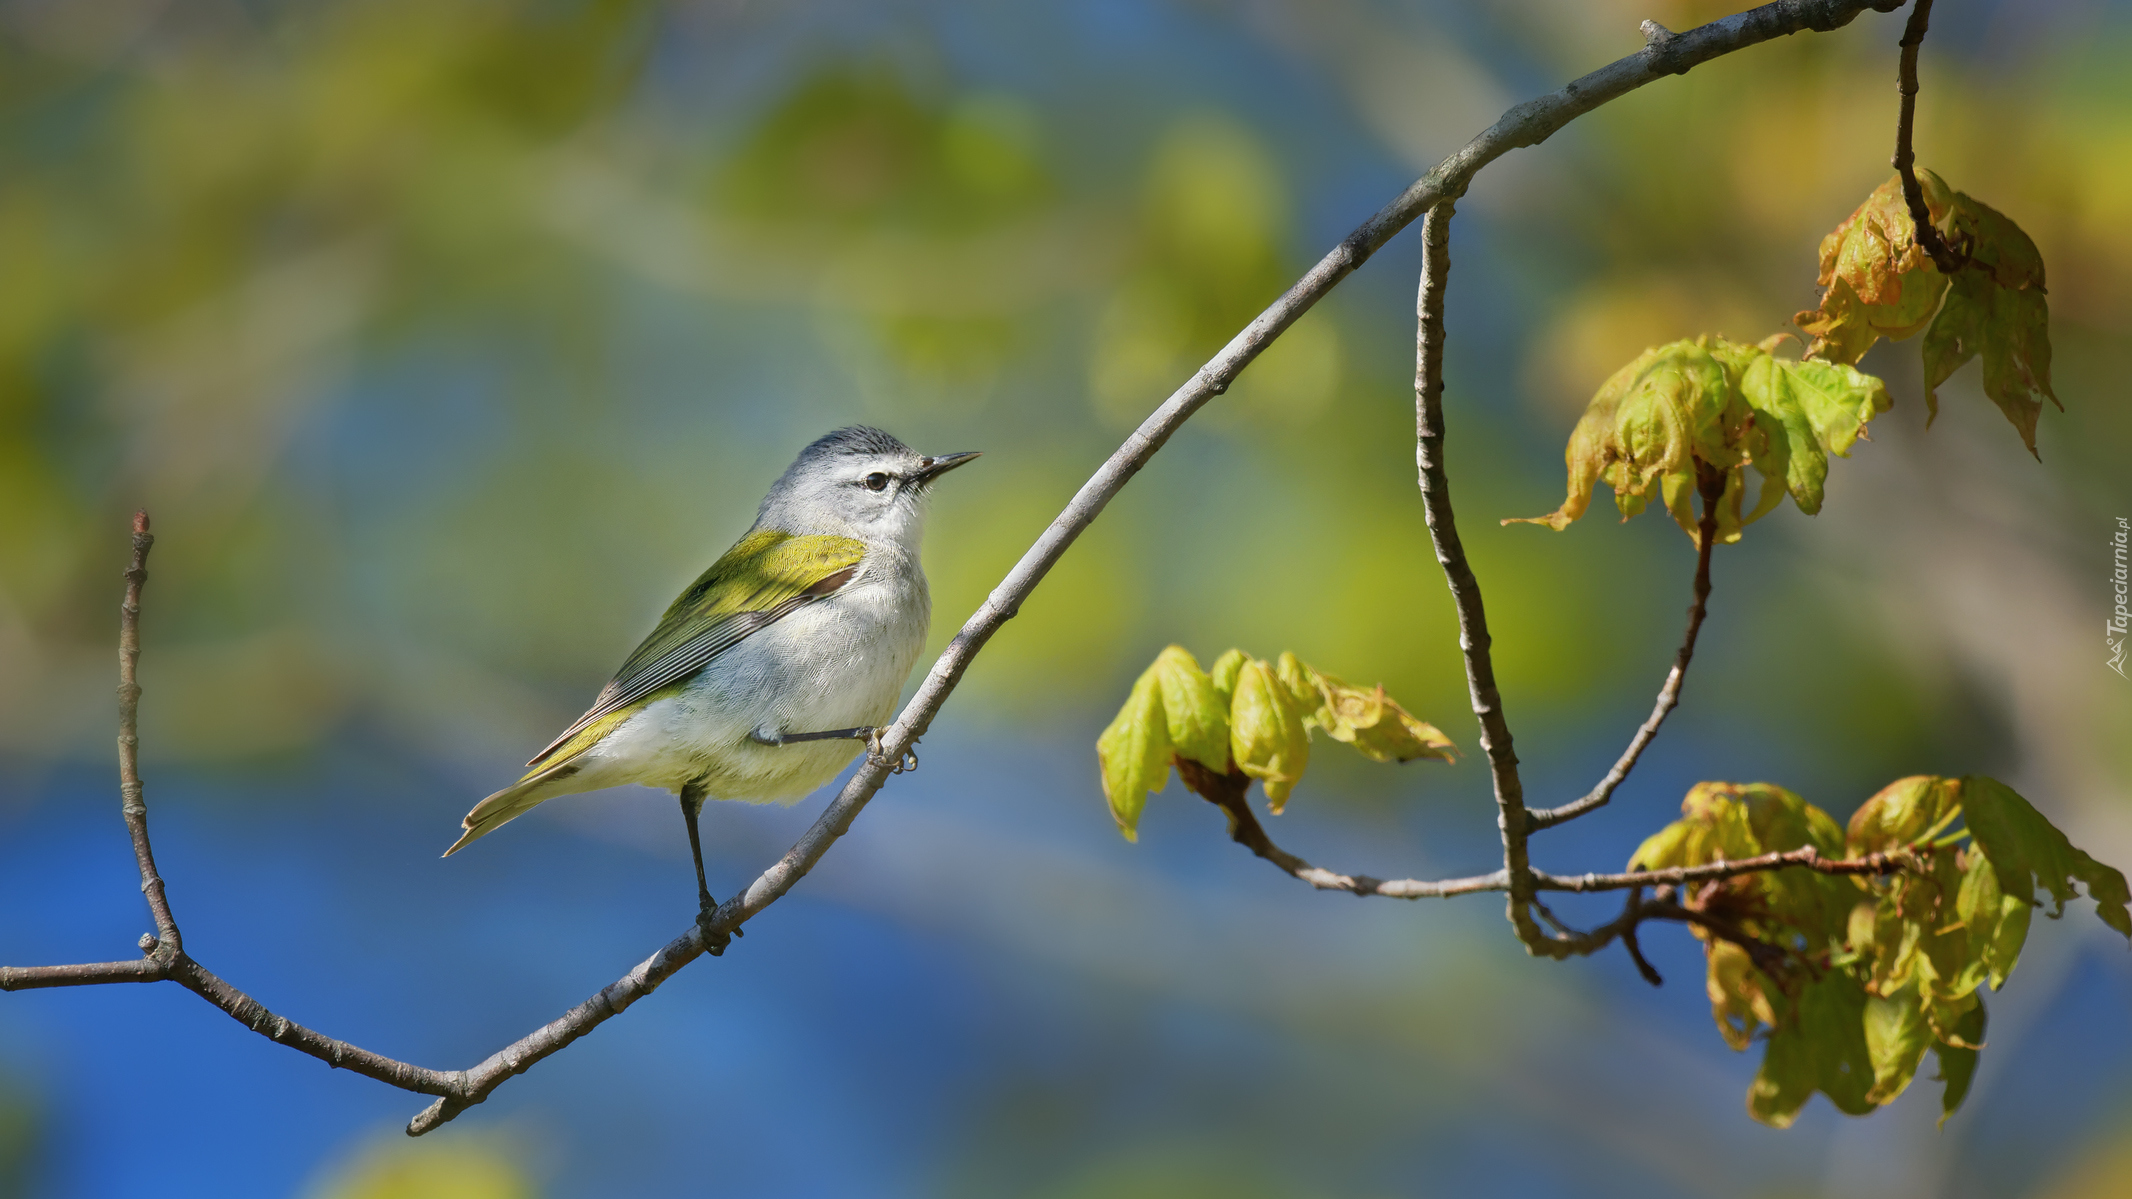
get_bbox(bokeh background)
[3,0,2128,1195]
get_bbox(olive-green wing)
[524,529,867,771]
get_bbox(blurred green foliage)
[303,1130,536,1199]
[0,0,2122,807]
[0,1066,35,1199]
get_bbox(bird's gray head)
[754,426,980,548]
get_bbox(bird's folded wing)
[523,529,866,772]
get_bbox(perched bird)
[445,426,978,942]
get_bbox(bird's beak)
[913,451,981,483]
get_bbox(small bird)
[445,426,978,944]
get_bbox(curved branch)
[1177,759,1510,898]
[3,0,1907,1137]
[1411,197,1550,948]
[1527,470,1725,832]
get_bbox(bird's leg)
[678,782,737,956]
[754,726,872,745]
[746,725,918,773]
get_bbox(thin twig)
[1527,469,1726,832]
[1530,844,1904,892]
[1176,760,1907,900]
[118,511,180,951]
[1,0,1908,1137]
[1892,0,1963,274]
[1176,759,1510,898]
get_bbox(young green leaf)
[1846,775,1962,855]
[1707,938,1778,1052]
[1096,661,1172,841]
[1863,982,1932,1106]
[1956,845,2033,990]
[1911,851,1989,1037]
[1733,352,1892,518]
[1271,651,1322,716]
[1507,337,1888,547]
[1229,657,1309,812]
[1150,645,1231,774]
[1207,647,1248,709]
[1960,775,2132,939]
[1506,338,1746,543]
[1628,781,1759,872]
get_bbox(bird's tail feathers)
[442,762,583,857]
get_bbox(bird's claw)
[863,728,918,774]
[696,900,741,956]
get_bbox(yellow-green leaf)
[1208,648,1247,708]
[1627,820,1696,874]
[1847,775,1962,856]
[1508,336,1888,547]
[1707,939,1777,1052]
[1961,775,2132,940]
[1096,662,1171,841]
[1957,845,2032,990]
[1912,851,1989,1020]
[1229,658,1309,812]
[1506,338,1745,543]
[1741,782,1847,858]
[1735,352,1892,517]
[1630,781,1765,872]
[1150,645,1230,773]
[1302,661,1457,766]
[1862,891,1923,998]
[1864,983,1932,1105]
[1272,652,1328,723]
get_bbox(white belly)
[570,565,929,804]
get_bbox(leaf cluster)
[1506,336,1890,546]
[1794,170,2060,455]
[1630,776,2129,1127]
[1095,646,1455,840]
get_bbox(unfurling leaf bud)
[1228,658,1309,813]
[1150,645,1230,775]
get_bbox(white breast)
[573,553,931,804]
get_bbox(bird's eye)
[863,472,891,492]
